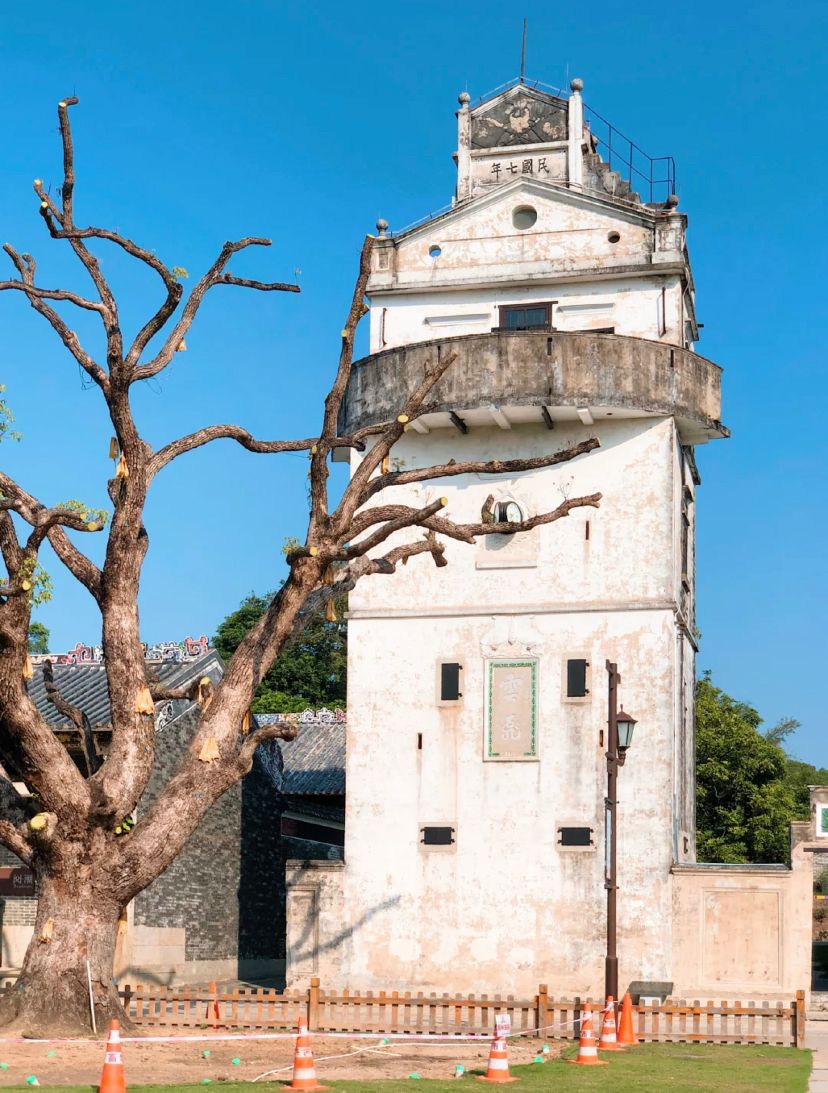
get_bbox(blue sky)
[0,1,825,764]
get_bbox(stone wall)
[127,708,283,983]
[671,853,812,999]
[1,709,283,982]
[285,861,345,987]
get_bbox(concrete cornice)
[347,599,681,621]
[368,261,688,298]
[391,175,661,246]
[671,863,792,875]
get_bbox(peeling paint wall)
[671,856,812,999]
[288,77,736,998]
[289,418,693,994]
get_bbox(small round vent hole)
[512,206,538,230]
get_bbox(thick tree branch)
[42,659,101,777]
[132,238,296,382]
[47,528,103,602]
[216,274,300,292]
[0,819,33,865]
[236,720,298,773]
[344,498,448,557]
[148,425,364,480]
[1,245,108,389]
[0,473,104,599]
[333,350,459,534]
[365,437,601,499]
[0,279,105,313]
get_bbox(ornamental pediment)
[470,87,568,150]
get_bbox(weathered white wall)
[671,855,812,999]
[350,418,678,615]
[370,278,682,355]
[290,417,690,995]
[285,862,345,986]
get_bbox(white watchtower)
[289,76,727,997]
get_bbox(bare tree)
[0,98,601,1035]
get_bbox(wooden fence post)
[122,983,132,1020]
[795,989,806,1047]
[309,976,320,1032]
[536,984,549,1039]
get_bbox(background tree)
[0,98,602,1035]
[214,592,346,712]
[782,755,828,820]
[27,621,49,655]
[696,673,798,863]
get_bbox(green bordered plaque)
[820,805,828,837]
[485,658,538,761]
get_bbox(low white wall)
[285,861,345,988]
[671,848,812,1000]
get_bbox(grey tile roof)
[257,715,345,796]
[27,651,223,729]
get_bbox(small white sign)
[495,1013,511,1037]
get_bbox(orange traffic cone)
[204,981,222,1029]
[568,1004,607,1066]
[475,1033,519,1083]
[617,992,639,1046]
[98,1019,126,1093]
[283,1016,330,1091]
[598,996,625,1052]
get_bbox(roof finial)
[520,18,527,83]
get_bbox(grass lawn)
[5,1043,812,1093]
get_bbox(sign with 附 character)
[0,866,35,896]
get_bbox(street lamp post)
[604,660,637,1002]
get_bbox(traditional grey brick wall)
[135,708,283,975]
[0,785,37,944]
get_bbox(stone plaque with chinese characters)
[472,149,567,190]
[485,659,538,760]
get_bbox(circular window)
[429,245,442,258]
[512,206,538,230]
[495,500,523,525]
[607,230,621,243]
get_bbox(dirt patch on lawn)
[0,1032,562,1085]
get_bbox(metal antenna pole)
[520,18,527,83]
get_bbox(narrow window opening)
[585,520,590,541]
[417,733,423,751]
[421,825,455,846]
[566,658,589,698]
[558,826,594,847]
[496,302,554,333]
[440,662,462,701]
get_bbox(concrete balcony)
[340,331,727,444]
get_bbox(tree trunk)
[0,869,125,1037]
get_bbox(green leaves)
[0,384,22,444]
[17,557,53,606]
[27,621,50,654]
[57,499,109,527]
[696,673,797,864]
[214,591,347,712]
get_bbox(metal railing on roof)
[468,75,567,108]
[382,79,677,237]
[582,101,676,204]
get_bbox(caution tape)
[0,1003,617,1046]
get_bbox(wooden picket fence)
[114,978,807,1047]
